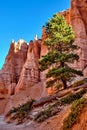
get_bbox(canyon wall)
[70,0,87,72]
[15,39,41,93]
[62,0,87,72]
[0,27,48,95]
[0,40,28,95]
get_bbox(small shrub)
[63,98,86,130]
[61,88,86,105]
[6,107,18,117]
[34,104,60,122]
[6,99,35,123]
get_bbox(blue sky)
[0,0,70,69]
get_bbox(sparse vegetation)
[61,88,86,105]
[6,99,35,124]
[34,103,61,122]
[63,98,86,130]
[5,88,87,125]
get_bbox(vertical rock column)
[70,0,87,71]
[0,40,28,95]
[15,39,41,94]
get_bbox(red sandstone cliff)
[61,0,87,72]
[0,40,28,95]
[0,24,49,95]
[15,39,41,93]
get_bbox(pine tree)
[39,14,83,89]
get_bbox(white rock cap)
[34,35,38,40]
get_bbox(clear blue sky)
[0,0,70,69]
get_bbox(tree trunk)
[60,61,67,89]
[61,78,67,89]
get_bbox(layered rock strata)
[0,40,28,94]
[15,39,41,93]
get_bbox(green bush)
[6,99,35,124]
[63,98,86,130]
[61,89,86,105]
[34,104,59,122]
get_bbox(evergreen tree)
[39,14,83,89]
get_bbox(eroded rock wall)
[15,39,41,93]
[59,0,87,75]
[0,40,28,95]
[70,0,87,71]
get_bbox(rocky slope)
[0,0,87,129]
[1,0,87,96]
[0,85,87,130]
